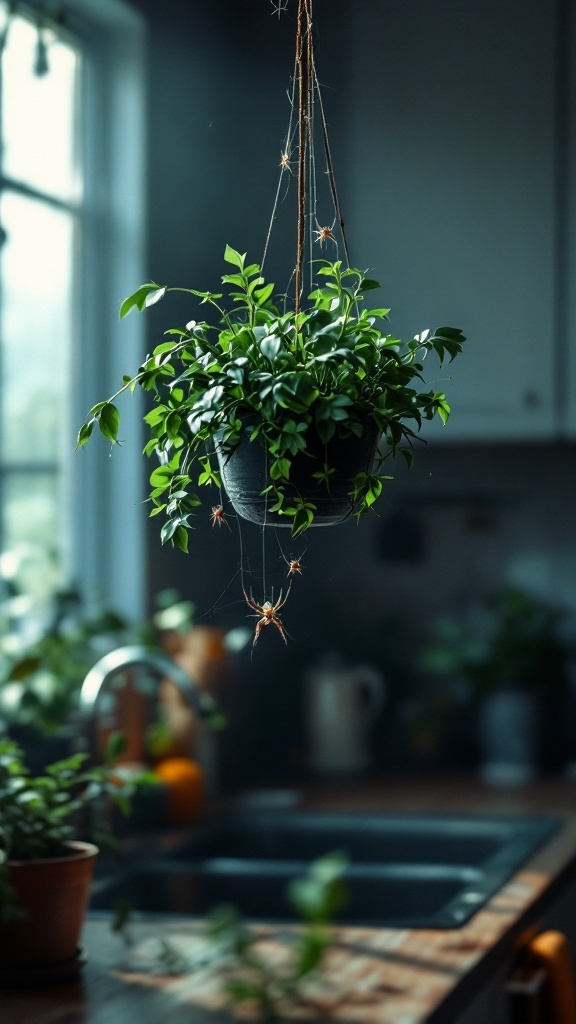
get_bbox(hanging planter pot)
[217,422,381,527]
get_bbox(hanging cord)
[312,60,351,268]
[261,447,268,597]
[294,0,351,309]
[261,66,298,275]
[294,0,311,314]
[266,0,350,300]
[305,0,317,292]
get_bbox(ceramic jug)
[306,654,386,774]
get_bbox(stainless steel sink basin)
[90,810,559,929]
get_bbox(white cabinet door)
[344,0,560,441]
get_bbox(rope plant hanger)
[77,0,466,649]
[262,0,350,312]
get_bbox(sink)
[90,810,559,929]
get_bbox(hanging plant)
[77,252,464,542]
[77,0,466,544]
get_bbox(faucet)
[77,644,219,758]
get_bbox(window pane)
[0,191,75,464]
[2,15,80,201]
[1,472,63,600]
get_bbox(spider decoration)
[271,0,289,18]
[279,151,293,173]
[210,505,232,530]
[313,219,337,247]
[243,584,292,648]
[284,553,305,576]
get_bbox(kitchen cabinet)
[344,0,575,442]
[432,876,576,1023]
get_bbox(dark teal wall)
[122,1,576,787]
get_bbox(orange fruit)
[154,757,204,823]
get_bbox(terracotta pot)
[0,840,98,969]
[217,422,380,526]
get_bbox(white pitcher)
[306,654,386,774]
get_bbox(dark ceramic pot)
[217,422,380,527]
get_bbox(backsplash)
[151,441,576,788]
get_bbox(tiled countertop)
[4,775,576,1024]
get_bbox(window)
[0,1,146,619]
[0,12,80,603]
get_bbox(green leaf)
[145,286,167,308]
[293,928,328,979]
[173,525,189,553]
[105,731,127,763]
[260,335,281,360]
[98,403,120,442]
[437,398,451,424]
[253,282,275,306]
[291,505,315,538]
[153,341,179,356]
[119,282,164,319]
[287,850,349,922]
[247,276,265,296]
[221,273,246,289]
[75,421,93,449]
[223,245,245,270]
[359,278,380,291]
[89,401,108,417]
[366,307,391,319]
[270,458,290,481]
[144,406,166,427]
[226,980,267,1004]
[160,519,179,544]
[166,411,182,439]
[149,466,172,487]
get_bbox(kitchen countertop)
[4,774,576,1024]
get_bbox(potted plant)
[75,0,465,544]
[0,736,147,982]
[0,587,141,765]
[420,587,571,783]
[77,249,466,542]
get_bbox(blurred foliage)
[0,588,147,736]
[419,587,572,697]
[207,850,349,1020]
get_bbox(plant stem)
[168,287,237,336]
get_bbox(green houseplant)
[420,587,569,699]
[0,587,140,745]
[77,249,466,542]
[420,587,571,783]
[77,0,467,544]
[0,736,147,979]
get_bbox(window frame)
[62,0,147,621]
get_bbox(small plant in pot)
[77,248,466,542]
[420,587,570,698]
[0,735,148,982]
[420,587,571,783]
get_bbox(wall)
[123,0,576,788]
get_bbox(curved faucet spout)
[79,644,209,720]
